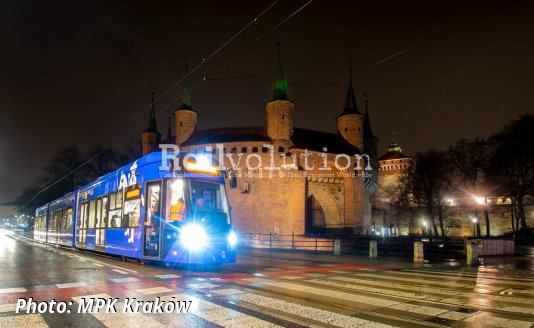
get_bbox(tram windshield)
[166,179,230,225]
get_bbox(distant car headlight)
[228,230,237,247]
[180,224,208,251]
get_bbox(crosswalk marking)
[279,276,303,280]
[242,278,270,283]
[322,276,534,314]
[187,283,218,289]
[163,294,281,327]
[111,269,129,275]
[213,288,247,296]
[0,303,18,313]
[110,277,140,283]
[56,282,88,289]
[387,270,534,287]
[138,287,173,295]
[72,294,166,328]
[387,303,449,316]
[268,281,400,307]
[154,274,181,279]
[0,314,48,327]
[310,278,426,299]
[464,312,533,328]
[0,287,27,294]
[229,289,395,328]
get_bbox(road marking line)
[56,282,88,289]
[163,294,281,327]
[0,314,48,327]
[230,289,394,328]
[0,287,27,294]
[112,269,129,275]
[154,274,181,279]
[110,277,140,283]
[138,287,173,295]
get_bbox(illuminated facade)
[142,64,378,236]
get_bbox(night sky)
[1,0,534,203]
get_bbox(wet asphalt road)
[1,230,533,328]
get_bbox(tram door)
[143,182,162,258]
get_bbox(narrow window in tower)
[252,147,258,153]
[231,147,237,153]
[278,146,284,153]
[282,114,285,119]
[241,147,248,153]
[262,146,268,153]
[180,121,183,127]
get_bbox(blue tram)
[33,152,237,264]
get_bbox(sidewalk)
[239,246,534,274]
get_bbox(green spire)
[145,85,160,134]
[179,56,193,110]
[363,92,376,138]
[272,43,289,101]
[339,59,362,117]
[166,110,172,140]
[387,133,402,152]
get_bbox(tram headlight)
[227,230,237,247]
[180,223,208,251]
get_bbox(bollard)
[369,240,377,258]
[413,241,424,263]
[466,241,479,266]
[334,239,341,256]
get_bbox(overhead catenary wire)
[21,0,519,209]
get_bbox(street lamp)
[472,218,478,238]
[422,220,427,236]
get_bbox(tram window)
[88,199,97,229]
[59,210,65,230]
[190,180,229,214]
[101,197,108,228]
[66,208,73,230]
[49,212,56,231]
[79,202,88,230]
[96,198,102,229]
[108,191,123,228]
[145,183,161,226]
[123,184,141,228]
[167,179,186,223]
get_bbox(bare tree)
[412,149,456,237]
[448,139,492,236]
[486,114,534,234]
